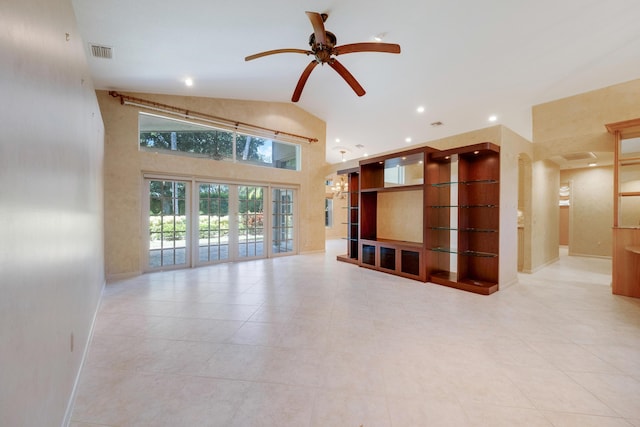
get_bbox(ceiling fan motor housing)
[309,31,337,49]
[309,31,337,63]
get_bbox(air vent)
[561,152,596,162]
[90,44,113,59]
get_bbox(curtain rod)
[108,91,318,144]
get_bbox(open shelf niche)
[357,147,432,281]
[426,142,500,295]
[336,168,360,265]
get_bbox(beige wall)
[0,0,105,424]
[561,166,614,257]
[98,91,326,279]
[531,159,560,270]
[532,78,640,260]
[377,190,424,243]
[500,127,534,283]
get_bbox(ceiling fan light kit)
[245,11,401,102]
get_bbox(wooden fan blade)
[245,48,312,61]
[292,60,318,102]
[305,11,327,46]
[335,42,401,55]
[328,59,365,97]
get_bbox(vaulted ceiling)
[72,0,640,164]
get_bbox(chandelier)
[332,175,349,199]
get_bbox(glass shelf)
[429,204,498,208]
[430,247,498,258]
[429,227,497,233]
[430,179,498,187]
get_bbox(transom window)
[139,112,301,171]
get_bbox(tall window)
[148,180,188,268]
[139,113,301,170]
[237,186,265,258]
[198,183,230,262]
[325,198,333,227]
[272,188,295,253]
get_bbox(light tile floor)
[71,242,640,426]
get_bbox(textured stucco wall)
[533,78,640,258]
[97,91,326,279]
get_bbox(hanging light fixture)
[340,149,347,162]
[331,175,349,199]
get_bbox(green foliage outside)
[149,215,264,241]
[140,130,265,162]
[149,181,265,241]
[149,215,230,241]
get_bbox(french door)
[145,178,295,271]
[147,179,189,269]
[236,185,265,259]
[197,183,230,263]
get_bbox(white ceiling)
[71,0,640,164]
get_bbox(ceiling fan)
[245,11,401,102]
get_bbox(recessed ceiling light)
[588,162,597,167]
[185,78,194,87]
[416,106,425,113]
[488,115,497,122]
[405,137,412,143]
[335,138,341,143]
[363,153,369,157]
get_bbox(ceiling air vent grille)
[561,152,596,162]
[90,44,113,59]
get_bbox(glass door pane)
[148,179,188,269]
[237,186,265,258]
[272,188,295,254]
[198,183,230,263]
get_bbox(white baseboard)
[528,256,560,274]
[61,280,105,427]
[567,251,612,260]
[107,270,141,283]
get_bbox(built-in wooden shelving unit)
[336,142,500,295]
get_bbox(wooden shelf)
[429,271,498,295]
[360,184,424,193]
[625,246,640,255]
